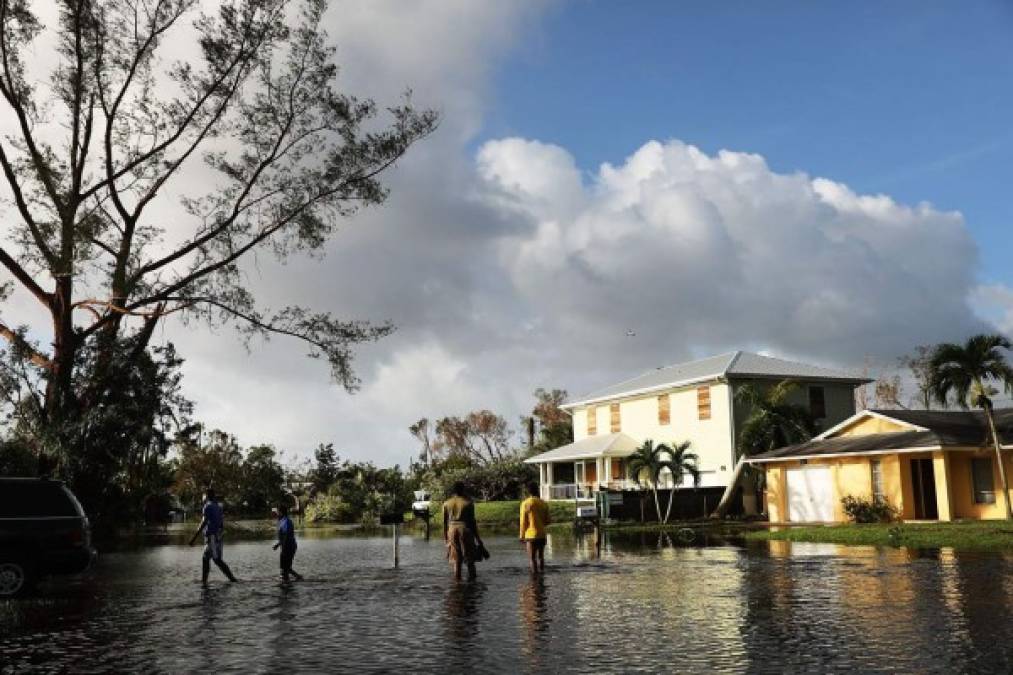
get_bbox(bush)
[304,493,358,523]
[423,460,537,502]
[841,495,898,523]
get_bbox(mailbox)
[576,505,597,519]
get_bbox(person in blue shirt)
[189,488,238,585]
[273,504,303,581]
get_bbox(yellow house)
[751,409,1013,523]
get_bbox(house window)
[586,406,597,436]
[870,459,884,501]
[610,403,621,432]
[809,386,826,419]
[697,386,711,420]
[971,457,996,505]
[658,394,670,425]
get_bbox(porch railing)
[544,481,638,500]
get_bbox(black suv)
[0,478,95,598]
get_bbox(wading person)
[273,505,303,582]
[519,482,550,574]
[443,482,484,581]
[189,488,238,585]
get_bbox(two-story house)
[524,351,869,505]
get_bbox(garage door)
[786,466,834,522]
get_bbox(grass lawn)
[744,520,1013,551]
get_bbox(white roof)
[562,350,869,409]
[523,433,640,463]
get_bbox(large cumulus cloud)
[479,138,987,374]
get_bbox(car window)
[0,482,81,518]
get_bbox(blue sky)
[484,0,1013,283]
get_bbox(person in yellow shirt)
[519,483,551,574]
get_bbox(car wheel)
[0,560,34,598]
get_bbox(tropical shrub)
[423,460,537,502]
[841,495,898,523]
[304,493,358,524]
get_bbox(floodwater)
[4,530,1013,673]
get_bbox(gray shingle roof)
[563,351,868,408]
[749,408,1013,462]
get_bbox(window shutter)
[587,406,597,436]
[658,394,670,425]
[610,403,621,432]
[697,386,711,420]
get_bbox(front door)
[911,458,938,520]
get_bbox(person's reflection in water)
[266,583,299,672]
[519,575,550,671]
[441,580,487,671]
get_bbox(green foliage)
[305,456,413,523]
[310,443,339,494]
[0,439,36,476]
[305,493,358,524]
[628,439,701,524]
[841,495,898,523]
[735,380,816,457]
[422,459,537,502]
[529,388,572,454]
[240,445,287,515]
[929,334,1013,410]
[929,334,1013,519]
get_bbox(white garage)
[785,466,834,522]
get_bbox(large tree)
[712,380,815,518]
[0,1,435,491]
[929,334,1013,520]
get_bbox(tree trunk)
[664,483,676,524]
[652,487,662,522]
[711,457,746,518]
[983,403,1013,520]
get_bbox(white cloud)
[0,1,1004,469]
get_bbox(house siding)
[764,449,1013,523]
[572,382,734,488]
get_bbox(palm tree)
[929,334,1013,520]
[627,440,668,522]
[712,380,816,518]
[660,441,701,524]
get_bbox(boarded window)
[611,458,623,482]
[870,460,884,501]
[610,403,621,432]
[697,386,711,420]
[658,394,671,425]
[587,406,597,436]
[809,386,826,419]
[972,457,996,504]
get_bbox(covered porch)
[524,433,641,501]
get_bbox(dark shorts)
[527,538,547,548]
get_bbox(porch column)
[604,457,611,484]
[932,451,954,522]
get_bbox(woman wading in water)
[443,482,485,580]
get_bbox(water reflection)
[519,575,549,669]
[4,533,1013,672]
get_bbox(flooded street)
[4,532,1013,673]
